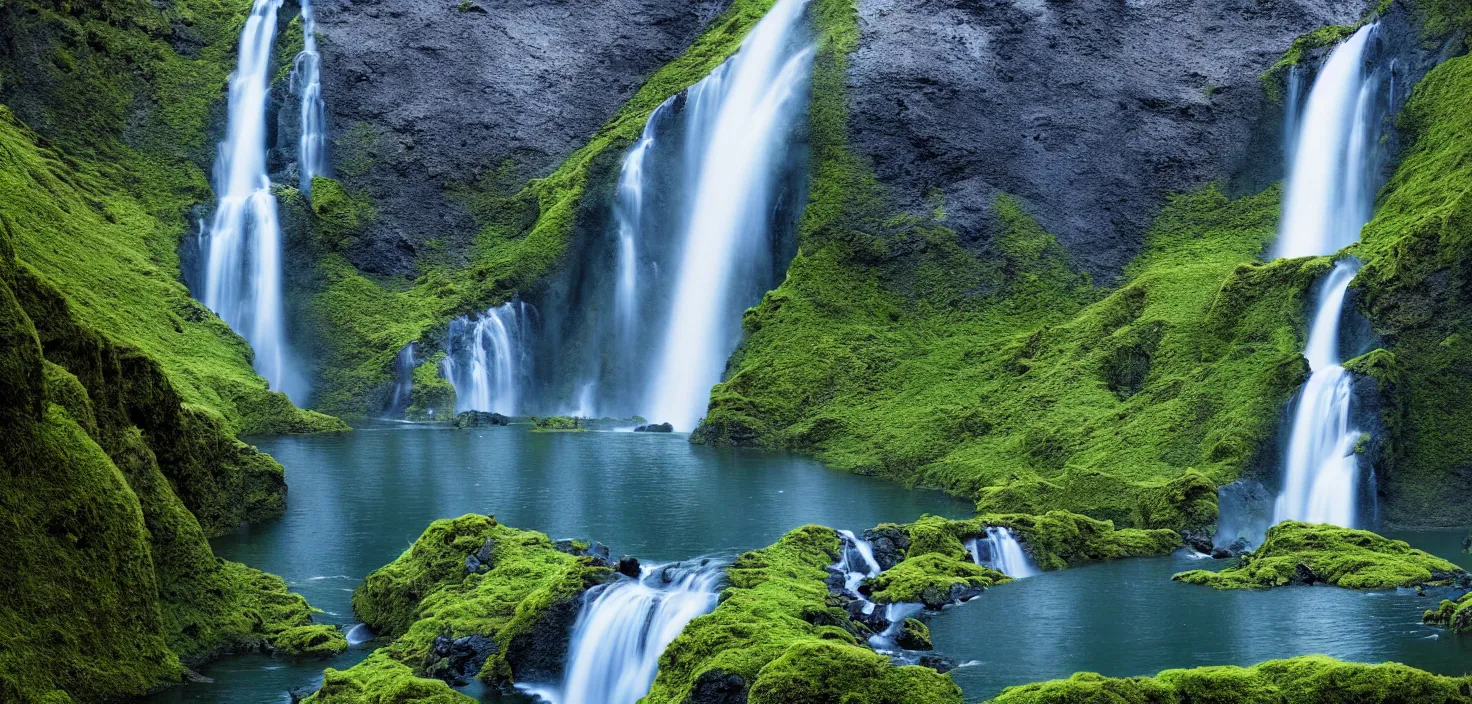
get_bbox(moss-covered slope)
[1424,590,1472,632]
[1173,522,1462,589]
[0,224,338,704]
[879,512,1182,573]
[644,525,963,704]
[989,655,1472,703]
[308,515,613,700]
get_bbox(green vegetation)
[407,354,456,420]
[311,652,473,704]
[1173,522,1461,589]
[884,513,1182,572]
[1353,51,1472,525]
[531,415,584,432]
[645,525,963,704]
[295,0,791,418]
[989,655,1472,703]
[1423,591,1472,632]
[317,515,612,694]
[866,553,1008,608]
[0,221,337,703]
[1260,25,1358,101]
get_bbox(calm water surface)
[145,424,1472,703]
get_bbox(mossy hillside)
[865,553,1008,607]
[291,0,792,418]
[1353,51,1472,526]
[645,525,963,704]
[0,233,337,703]
[1173,521,1461,589]
[1423,590,1472,632]
[889,513,1183,573]
[697,0,1321,527]
[343,515,613,687]
[308,652,474,704]
[989,655,1472,703]
[407,353,455,421]
[0,0,341,436]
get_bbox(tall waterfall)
[386,343,416,417]
[292,0,328,196]
[1270,23,1385,528]
[200,0,305,402]
[967,527,1038,579]
[644,0,815,429]
[441,301,533,415]
[545,561,725,704]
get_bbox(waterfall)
[1270,23,1386,529]
[386,343,415,417]
[441,301,532,415]
[1273,261,1363,526]
[292,0,328,196]
[542,561,725,704]
[644,0,814,430]
[967,527,1038,579]
[200,0,305,402]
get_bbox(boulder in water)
[897,617,932,650]
[617,555,641,579]
[635,422,674,433]
[862,525,910,570]
[452,411,508,428]
[919,654,954,674]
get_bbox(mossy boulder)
[989,655,1472,703]
[865,553,1008,608]
[308,652,473,704]
[272,625,350,658]
[333,515,614,691]
[1424,591,1472,632]
[1172,522,1463,589]
[643,525,962,704]
[531,415,583,432]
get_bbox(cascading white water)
[542,561,725,704]
[836,529,882,601]
[386,343,416,417]
[1274,25,1379,260]
[201,0,305,402]
[613,117,659,351]
[441,301,532,414]
[645,0,814,430]
[292,0,328,196]
[1274,261,1363,526]
[1270,23,1384,528]
[966,527,1038,579]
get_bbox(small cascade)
[835,529,882,603]
[292,0,328,196]
[645,0,815,429]
[345,623,375,647]
[200,0,305,402]
[386,343,416,417]
[1273,261,1363,526]
[441,301,533,415]
[550,561,725,704]
[1270,23,1387,529]
[868,602,923,652]
[966,527,1038,579]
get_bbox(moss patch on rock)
[328,515,613,692]
[988,655,1472,703]
[1423,590,1472,632]
[1173,522,1462,589]
[644,525,963,704]
[884,512,1182,573]
[865,553,1008,608]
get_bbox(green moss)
[1351,52,1472,526]
[272,625,350,658]
[988,655,1472,703]
[890,512,1181,573]
[308,652,473,704]
[531,415,583,432]
[645,525,962,704]
[865,553,1008,607]
[1173,521,1461,589]
[341,515,612,688]
[407,353,455,421]
[1424,590,1472,632]
[1260,25,1359,102]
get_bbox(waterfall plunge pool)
[143,424,1472,703]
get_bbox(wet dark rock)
[312,0,729,276]
[917,582,986,610]
[502,597,581,684]
[617,555,641,579]
[452,411,508,428]
[687,669,748,704]
[1211,536,1254,560]
[465,537,495,573]
[1290,562,1321,586]
[553,539,614,567]
[846,600,890,634]
[897,618,932,651]
[919,654,955,674]
[847,0,1371,281]
[862,526,910,571]
[1182,529,1214,555]
[634,422,674,433]
[824,567,847,594]
[424,633,498,686]
[288,685,316,703]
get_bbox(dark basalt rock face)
[688,669,749,704]
[847,0,1370,282]
[424,633,498,686]
[635,422,674,433]
[313,0,729,276]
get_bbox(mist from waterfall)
[386,343,416,417]
[199,0,306,402]
[967,527,1038,579]
[441,302,534,415]
[292,0,328,196]
[1270,23,1385,528]
[532,561,725,704]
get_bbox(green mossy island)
[883,512,1182,573]
[1173,522,1463,589]
[988,655,1472,703]
[865,553,1008,608]
[1423,591,1472,632]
